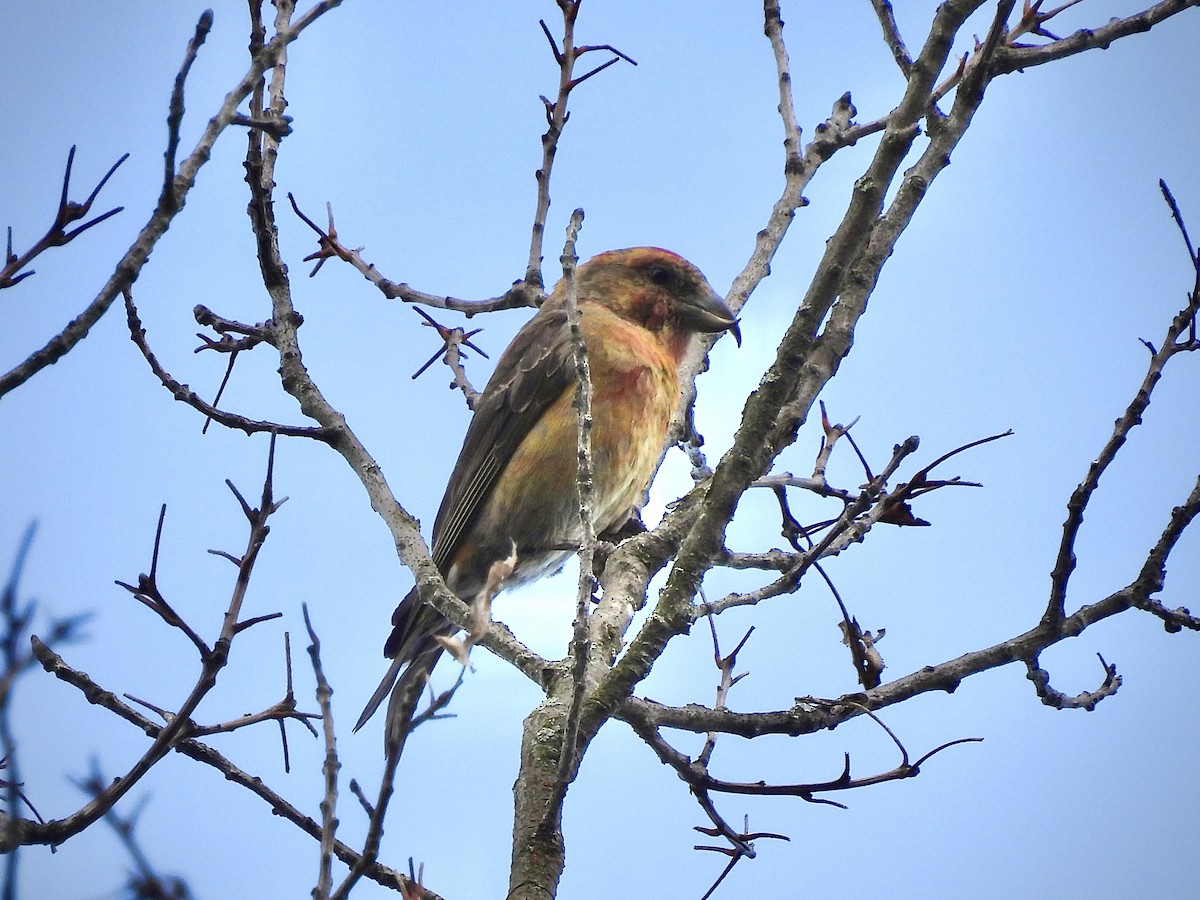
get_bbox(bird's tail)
[381,641,444,758]
[353,586,455,740]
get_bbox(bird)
[356,247,738,749]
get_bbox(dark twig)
[410,307,488,408]
[406,667,468,731]
[125,288,332,441]
[191,304,278,434]
[1160,179,1198,268]
[698,618,752,770]
[527,5,635,288]
[162,11,215,209]
[695,813,790,900]
[288,193,544,314]
[631,704,979,803]
[881,430,1011,517]
[29,639,421,894]
[687,623,788,897]
[113,504,211,657]
[1025,652,1121,710]
[303,605,339,900]
[1,147,128,289]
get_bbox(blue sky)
[2,2,1199,898]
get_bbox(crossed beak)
[680,287,742,347]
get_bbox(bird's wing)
[429,304,574,570]
[359,307,574,730]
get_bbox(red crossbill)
[356,247,738,739]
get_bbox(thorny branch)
[1044,180,1200,632]
[4,438,292,851]
[288,193,546,315]
[125,287,333,441]
[1,146,128,290]
[526,1,635,288]
[0,3,342,400]
[626,623,978,896]
[7,1,1200,897]
[29,637,425,896]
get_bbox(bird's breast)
[476,316,680,578]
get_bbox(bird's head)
[568,247,740,354]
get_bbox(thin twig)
[0,2,343,399]
[125,288,332,441]
[1,147,128,289]
[287,192,545,314]
[526,4,635,288]
[303,605,339,900]
[4,437,286,850]
[27,639,420,894]
[542,209,591,834]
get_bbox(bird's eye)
[649,267,675,288]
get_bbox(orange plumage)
[357,247,737,740]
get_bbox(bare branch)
[1,147,128,290]
[542,209,593,833]
[8,438,286,850]
[625,697,979,803]
[0,4,342,399]
[302,605,339,900]
[526,5,635,288]
[1044,250,1200,627]
[870,0,914,75]
[26,639,424,895]
[1026,653,1121,711]
[124,287,331,441]
[288,193,546,315]
[993,0,1200,74]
